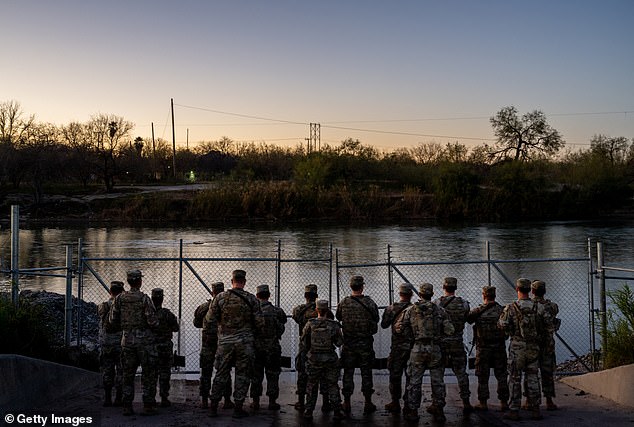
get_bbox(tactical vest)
[475,303,505,344]
[256,303,281,340]
[220,291,254,334]
[339,296,378,337]
[411,302,437,341]
[512,300,540,343]
[309,318,333,353]
[297,302,318,334]
[119,291,146,329]
[155,308,175,342]
[440,296,467,336]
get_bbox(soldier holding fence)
[97,281,124,407]
[380,283,414,414]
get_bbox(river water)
[1,220,633,367]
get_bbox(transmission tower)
[308,123,320,153]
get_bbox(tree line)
[1,100,632,221]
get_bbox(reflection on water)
[1,220,633,368]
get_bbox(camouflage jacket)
[467,301,506,347]
[109,288,158,346]
[195,299,218,348]
[255,300,287,349]
[301,317,343,362]
[154,307,179,344]
[336,294,379,341]
[381,301,413,350]
[97,298,121,347]
[434,295,470,342]
[396,300,454,345]
[292,301,334,336]
[498,298,549,345]
[206,287,260,344]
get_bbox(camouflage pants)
[475,344,509,402]
[508,340,540,411]
[387,344,410,401]
[210,338,254,403]
[442,340,471,400]
[155,341,173,398]
[121,343,158,404]
[100,344,122,389]
[405,343,445,409]
[538,337,556,398]
[295,350,329,397]
[305,357,342,411]
[199,343,233,399]
[341,339,375,397]
[251,343,282,399]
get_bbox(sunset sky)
[3,0,633,151]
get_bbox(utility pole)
[151,122,156,180]
[186,128,189,151]
[171,98,176,178]
[307,123,320,154]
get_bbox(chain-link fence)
[74,239,597,373]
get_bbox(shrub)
[603,284,634,369]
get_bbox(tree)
[590,134,630,165]
[489,106,564,161]
[0,100,34,144]
[85,114,133,191]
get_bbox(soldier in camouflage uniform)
[250,284,287,410]
[109,269,159,416]
[97,281,124,407]
[531,280,560,411]
[301,299,346,421]
[336,275,380,415]
[151,288,179,407]
[291,284,334,412]
[498,278,549,421]
[380,283,414,414]
[434,276,474,413]
[397,282,454,423]
[206,269,260,419]
[193,282,233,409]
[466,286,509,411]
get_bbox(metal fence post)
[328,244,333,305]
[64,245,73,346]
[10,205,19,308]
[587,238,597,371]
[485,240,491,286]
[387,244,393,305]
[178,239,183,358]
[335,249,340,304]
[596,241,607,368]
[77,238,84,346]
[276,240,282,306]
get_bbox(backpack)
[309,319,333,353]
[413,302,437,340]
[193,301,210,328]
[512,301,540,343]
[440,296,467,335]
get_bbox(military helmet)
[419,282,433,295]
[516,277,531,291]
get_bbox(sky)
[2,0,633,152]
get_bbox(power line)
[321,124,495,141]
[174,103,307,126]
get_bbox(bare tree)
[489,106,564,161]
[85,114,133,191]
[0,100,34,144]
[409,142,444,164]
[590,134,630,165]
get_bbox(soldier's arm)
[108,296,121,328]
[497,305,512,335]
[206,296,221,324]
[333,323,344,348]
[170,310,180,332]
[300,322,311,351]
[335,303,342,321]
[394,306,410,334]
[144,296,159,328]
[381,306,393,329]
[370,298,380,323]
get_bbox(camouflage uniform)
[336,277,379,405]
[380,284,413,409]
[498,279,549,415]
[396,283,454,422]
[301,300,344,419]
[434,277,471,406]
[291,284,334,406]
[466,287,509,406]
[206,270,260,415]
[109,270,159,412]
[532,281,560,402]
[152,288,179,405]
[97,283,123,405]
[251,285,287,404]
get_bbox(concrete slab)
[562,363,634,408]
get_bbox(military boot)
[342,396,351,414]
[546,397,558,411]
[268,398,280,410]
[122,403,134,416]
[321,394,332,412]
[208,400,219,417]
[103,388,112,407]
[141,403,157,416]
[223,396,235,409]
[433,407,446,423]
[160,396,171,407]
[531,406,544,420]
[333,406,346,420]
[363,393,377,415]
[294,394,305,411]
[403,405,420,422]
[503,410,520,420]
[521,398,530,410]
[201,396,208,409]
[462,398,474,414]
[384,400,401,414]
[475,399,488,411]
[250,396,260,410]
[113,387,123,407]
[232,400,249,419]
[499,400,509,411]
[302,408,313,419]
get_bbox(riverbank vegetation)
[1,100,633,223]
[602,284,634,369]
